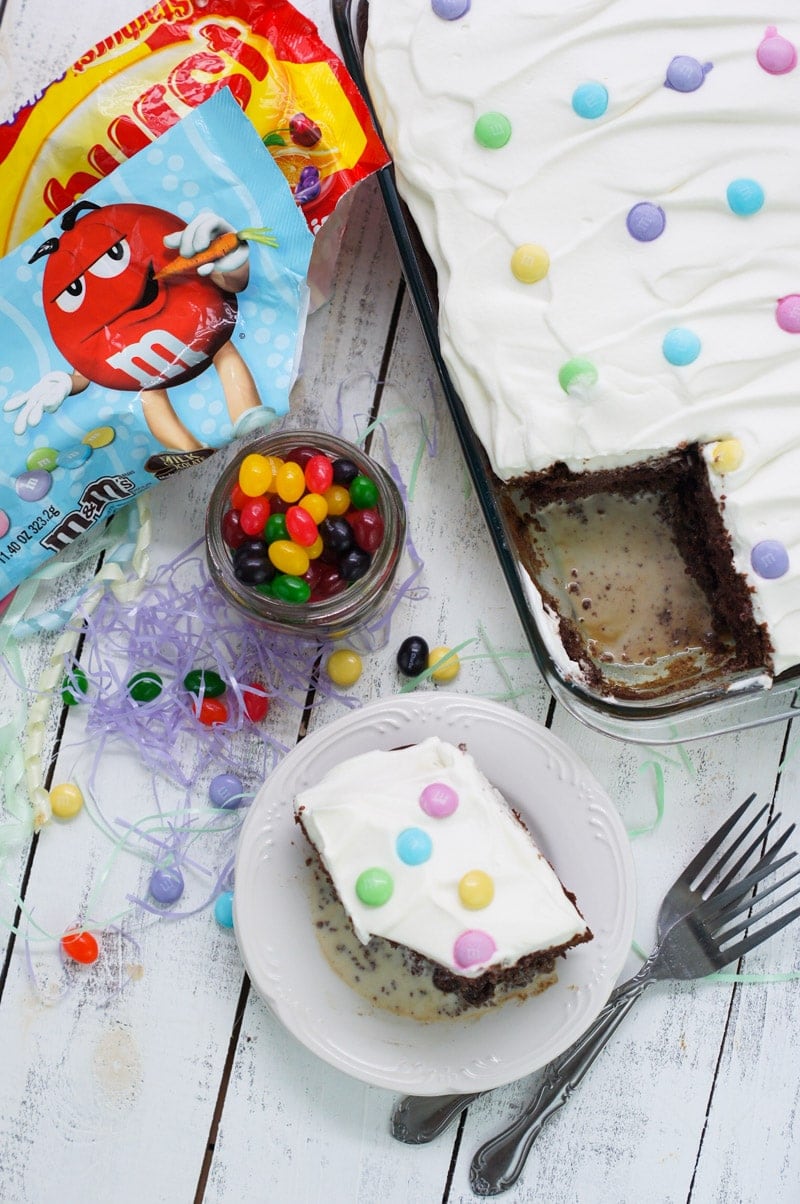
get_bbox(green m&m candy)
[355,867,394,907]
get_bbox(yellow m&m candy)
[459,870,495,910]
[50,782,84,819]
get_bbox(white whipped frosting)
[295,737,588,978]
[364,2,800,676]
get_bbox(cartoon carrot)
[155,226,279,280]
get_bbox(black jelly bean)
[339,547,372,581]
[397,635,429,677]
[233,549,275,585]
[331,456,359,486]
[319,516,354,555]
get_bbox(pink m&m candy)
[776,295,800,333]
[757,26,797,75]
[419,782,459,817]
[453,929,496,969]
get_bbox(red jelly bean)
[61,929,100,964]
[309,563,348,602]
[284,444,318,470]
[221,509,247,550]
[240,496,271,536]
[194,697,228,725]
[285,504,319,547]
[348,507,384,553]
[230,482,249,510]
[305,453,334,494]
[242,682,270,722]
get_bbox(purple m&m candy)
[453,929,497,969]
[431,0,470,17]
[209,772,244,809]
[664,56,713,92]
[626,202,666,242]
[150,865,185,904]
[751,540,789,580]
[776,295,800,334]
[15,469,52,502]
[419,781,459,818]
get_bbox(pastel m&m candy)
[214,890,235,928]
[50,782,84,819]
[428,645,460,682]
[571,81,608,118]
[453,929,496,969]
[325,648,363,687]
[150,865,184,904]
[459,870,494,909]
[356,867,393,906]
[209,772,244,809]
[396,827,433,865]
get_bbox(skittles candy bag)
[0,89,313,598]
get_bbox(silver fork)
[469,797,800,1196]
[391,792,790,1146]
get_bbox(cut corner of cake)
[294,735,592,1010]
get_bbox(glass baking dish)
[331,0,800,744]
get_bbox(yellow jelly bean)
[276,461,305,503]
[510,243,550,284]
[299,492,328,524]
[326,648,363,687]
[83,425,115,449]
[307,534,324,560]
[428,645,460,682]
[323,484,351,516]
[239,453,272,497]
[709,438,744,475]
[459,869,494,910]
[265,455,283,492]
[268,539,310,576]
[50,782,84,819]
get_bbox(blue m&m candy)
[571,81,608,119]
[726,179,765,217]
[214,890,235,928]
[396,827,433,866]
[662,328,701,366]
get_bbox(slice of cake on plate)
[294,735,592,1011]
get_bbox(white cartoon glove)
[162,211,249,277]
[3,370,72,435]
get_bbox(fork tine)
[701,810,788,896]
[680,793,760,890]
[694,796,772,894]
[716,898,800,963]
[697,850,797,923]
[714,868,800,943]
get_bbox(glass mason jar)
[205,429,407,652]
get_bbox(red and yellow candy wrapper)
[0,0,388,307]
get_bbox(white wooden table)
[1,3,799,1202]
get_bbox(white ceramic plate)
[234,693,636,1094]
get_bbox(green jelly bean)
[270,573,311,604]
[264,513,288,544]
[127,671,163,704]
[61,664,88,706]
[348,474,379,510]
[183,668,226,697]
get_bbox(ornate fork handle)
[470,963,656,1197]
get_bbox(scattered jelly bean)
[319,516,354,555]
[459,870,495,910]
[751,540,789,579]
[396,827,433,866]
[663,56,712,92]
[662,327,701,366]
[285,504,318,547]
[325,648,363,687]
[242,682,270,722]
[709,439,744,475]
[431,0,470,17]
[0,510,9,539]
[150,865,185,904]
[214,890,235,928]
[332,457,359,486]
[127,670,163,704]
[474,111,512,148]
[268,539,310,577]
[57,443,92,469]
[356,867,393,906]
[61,929,99,965]
[194,697,229,725]
[61,664,88,706]
[184,668,226,697]
[25,446,58,472]
[289,112,322,147]
[428,645,460,682]
[221,509,247,550]
[558,357,598,394]
[510,244,550,284]
[571,81,608,118]
[265,512,289,543]
[339,546,371,581]
[323,484,351,516]
[776,295,800,333]
[209,772,244,809]
[419,781,459,818]
[626,201,666,242]
[83,425,115,449]
[238,452,273,497]
[304,453,334,494]
[397,635,430,677]
[299,492,328,524]
[348,474,379,510]
[15,469,52,502]
[276,460,306,503]
[757,26,797,75]
[239,496,271,537]
[726,178,764,216]
[49,782,84,819]
[453,929,496,969]
[270,573,311,603]
[349,508,384,553]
